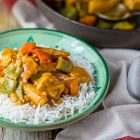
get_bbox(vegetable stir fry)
[0,42,92,107]
[46,0,140,30]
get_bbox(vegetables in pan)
[88,0,121,14]
[47,0,140,30]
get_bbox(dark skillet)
[36,0,140,48]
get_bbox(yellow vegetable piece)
[65,0,76,5]
[70,66,92,83]
[22,56,38,82]
[23,83,47,106]
[35,73,64,99]
[35,73,59,92]
[97,20,112,29]
[88,0,121,14]
[47,83,65,99]
[113,21,134,30]
[1,48,18,66]
[123,0,140,11]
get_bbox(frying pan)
[36,0,140,48]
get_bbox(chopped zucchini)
[56,56,72,73]
[113,21,135,30]
[30,72,42,83]
[96,20,112,29]
[0,77,17,94]
[15,81,23,100]
[4,63,23,80]
[61,5,77,20]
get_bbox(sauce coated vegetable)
[0,42,92,107]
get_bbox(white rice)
[0,54,96,124]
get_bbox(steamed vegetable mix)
[48,0,140,30]
[0,42,92,107]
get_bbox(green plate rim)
[0,28,110,129]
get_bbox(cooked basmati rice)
[0,55,96,124]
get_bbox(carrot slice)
[79,15,96,26]
[0,71,4,77]
[20,42,36,54]
[70,79,79,96]
[32,48,50,63]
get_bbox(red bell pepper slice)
[32,48,50,63]
[20,42,36,54]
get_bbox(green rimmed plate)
[0,28,109,131]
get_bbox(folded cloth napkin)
[3,0,140,139]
